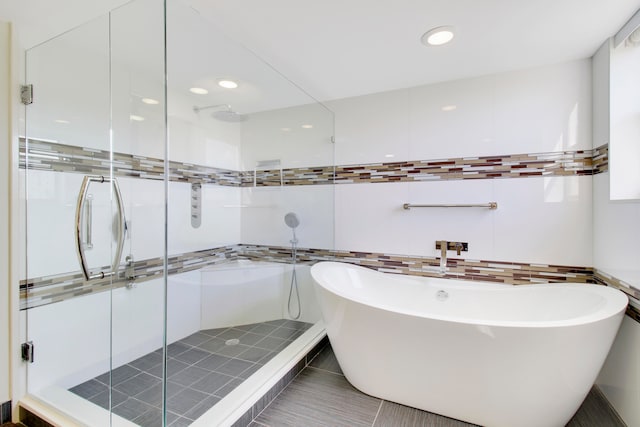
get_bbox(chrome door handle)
[74,175,126,281]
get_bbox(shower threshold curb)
[193,321,327,427]
[17,321,327,427]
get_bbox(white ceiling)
[2,0,640,102]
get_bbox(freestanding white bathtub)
[311,261,628,427]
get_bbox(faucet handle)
[455,242,463,256]
[435,241,468,256]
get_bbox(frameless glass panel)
[165,0,334,423]
[22,0,168,425]
[23,13,115,424]
[109,0,168,425]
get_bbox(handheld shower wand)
[284,212,301,320]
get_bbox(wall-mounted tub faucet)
[435,241,469,273]
[439,240,448,273]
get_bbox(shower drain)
[225,338,240,346]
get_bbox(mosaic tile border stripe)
[594,269,640,322]
[19,246,239,310]
[239,245,595,285]
[20,139,243,186]
[21,138,609,187]
[20,243,639,322]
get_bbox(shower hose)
[288,237,301,320]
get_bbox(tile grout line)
[370,399,385,427]
[305,365,344,377]
[249,336,322,426]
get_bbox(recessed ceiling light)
[130,115,145,122]
[281,127,291,132]
[385,154,395,158]
[189,87,208,95]
[218,80,238,89]
[142,98,159,105]
[301,124,313,129]
[441,105,457,112]
[54,119,70,124]
[421,26,455,46]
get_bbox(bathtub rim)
[311,261,629,329]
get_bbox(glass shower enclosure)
[19,0,334,425]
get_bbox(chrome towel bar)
[403,202,498,210]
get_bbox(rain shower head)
[193,104,249,122]
[212,109,248,122]
[284,212,300,229]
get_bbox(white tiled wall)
[597,316,640,427]
[240,103,334,170]
[240,185,334,249]
[24,271,202,393]
[592,39,639,427]
[20,171,242,280]
[329,59,593,267]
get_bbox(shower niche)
[19,0,333,425]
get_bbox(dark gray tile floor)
[252,345,626,427]
[69,319,312,426]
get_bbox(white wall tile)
[240,185,333,249]
[240,103,334,170]
[408,75,495,160]
[26,290,112,392]
[492,60,592,154]
[168,115,242,170]
[327,89,410,165]
[593,173,640,288]
[168,181,241,255]
[200,263,285,329]
[119,177,165,261]
[327,60,591,165]
[166,271,202,344]
[111,0,165,160]
[334,182,410,255]
[24,170,86,278]
[597,316,640,427]
[493,176,592,266]
[405,180,495,260]
[26,273,200,392]
[25,16,110,151]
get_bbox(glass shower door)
[22,14,115,424]
[21,1,168,425]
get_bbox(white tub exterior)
[311,261,628,427]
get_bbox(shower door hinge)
[21,341,34,363]
[21,84,33,105]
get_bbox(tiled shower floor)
[69,319,313,426]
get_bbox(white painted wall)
[327,60,593,266]
[592,39,640,427]
[0,20,12,406]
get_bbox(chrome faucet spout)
[439,240,447,273]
